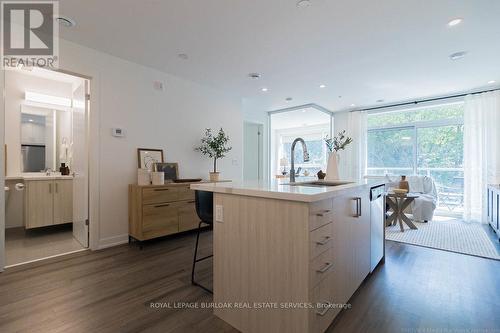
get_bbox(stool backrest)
[195,190,213,225]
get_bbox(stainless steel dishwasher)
[370,185,385,272]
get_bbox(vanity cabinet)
[24,179,73,229]
[128,183,201,241]
[487,185,500,239]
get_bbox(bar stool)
[191,190,213,293]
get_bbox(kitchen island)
[190,179,385,333]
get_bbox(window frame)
[366,103,464,177]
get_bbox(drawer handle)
[316,262,333,273]
[316,236,331,246]
[316,302,332,316]
[154,204,170,208]
[187,200,195,204]
[153,189,170,192]
[316,210,331,217]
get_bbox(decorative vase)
[399,175,409,191]
[325,151,340,181]
[209,172,220,182]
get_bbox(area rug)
[386,218,500,260]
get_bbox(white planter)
[325,152,340,181]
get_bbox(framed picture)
[155,163,179,182]
[137,148,164,170]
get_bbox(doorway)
[2,67,90,267]
[243,122,264,181]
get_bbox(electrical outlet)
[215,205,224,222]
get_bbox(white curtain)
[463,91,500,223]
[345,111,368,181]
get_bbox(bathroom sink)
[285,180,355,187]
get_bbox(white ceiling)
[271,107,330,130]
[58,0,500,113]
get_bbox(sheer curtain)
[345,111,368,181]
[463,91,500,223]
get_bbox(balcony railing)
[366,167,464,214]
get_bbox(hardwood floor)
[0,232,499,333]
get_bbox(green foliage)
[367,103,464,189]
[325,130,353,152]
[195,128,232,172]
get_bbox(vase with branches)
[323,130,353,181]
[195,128,232,181]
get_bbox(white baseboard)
[98,234,129,250]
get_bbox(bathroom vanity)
[7,174,73,229]
[191,179,385,333]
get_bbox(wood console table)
[129,181,224,245]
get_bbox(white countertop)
[191,179,385,203]
[6,173,73,181]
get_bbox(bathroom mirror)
[20,104,72,173]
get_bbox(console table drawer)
[143,187,179,204]
[142,202,179,236]
[178,186,195,201]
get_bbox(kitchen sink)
[284,180,355,187]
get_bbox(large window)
[367,102,464,213]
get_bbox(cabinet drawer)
[310,222,334,259]
[310,247,334,288]
[142,202,179,238]
[309,199,334,231]
[143,187,178,204]
[178,200,200,232]
[178,186,195,201]
[309,270,341,333]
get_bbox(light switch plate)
[215,205,224,222]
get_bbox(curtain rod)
[354,87,500,112]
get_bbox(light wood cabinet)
[54,180,73,225]
[24,179,73,229]
[213,185,375,333]
[128,183,200,241]
[487,185,500,239]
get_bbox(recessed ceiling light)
[447,18,463,27]
[248,73,262,79]
[488,80,496,84]
[376,99,384,103]
[261,87,268,92]
[302,110,307,113]
[29,119,33,122]
[350,104,356,107]
[178,53,189,60]
[319,84,326,89]
[55,16,76,28]
[296,0,311,8]
[449,51,467,60]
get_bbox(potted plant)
[324,130,353,180]
[195,128,232,181]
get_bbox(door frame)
[0,66,101,271]
[267,103,334,182]
[243,121,264,181]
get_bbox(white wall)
[56,39,243,248]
